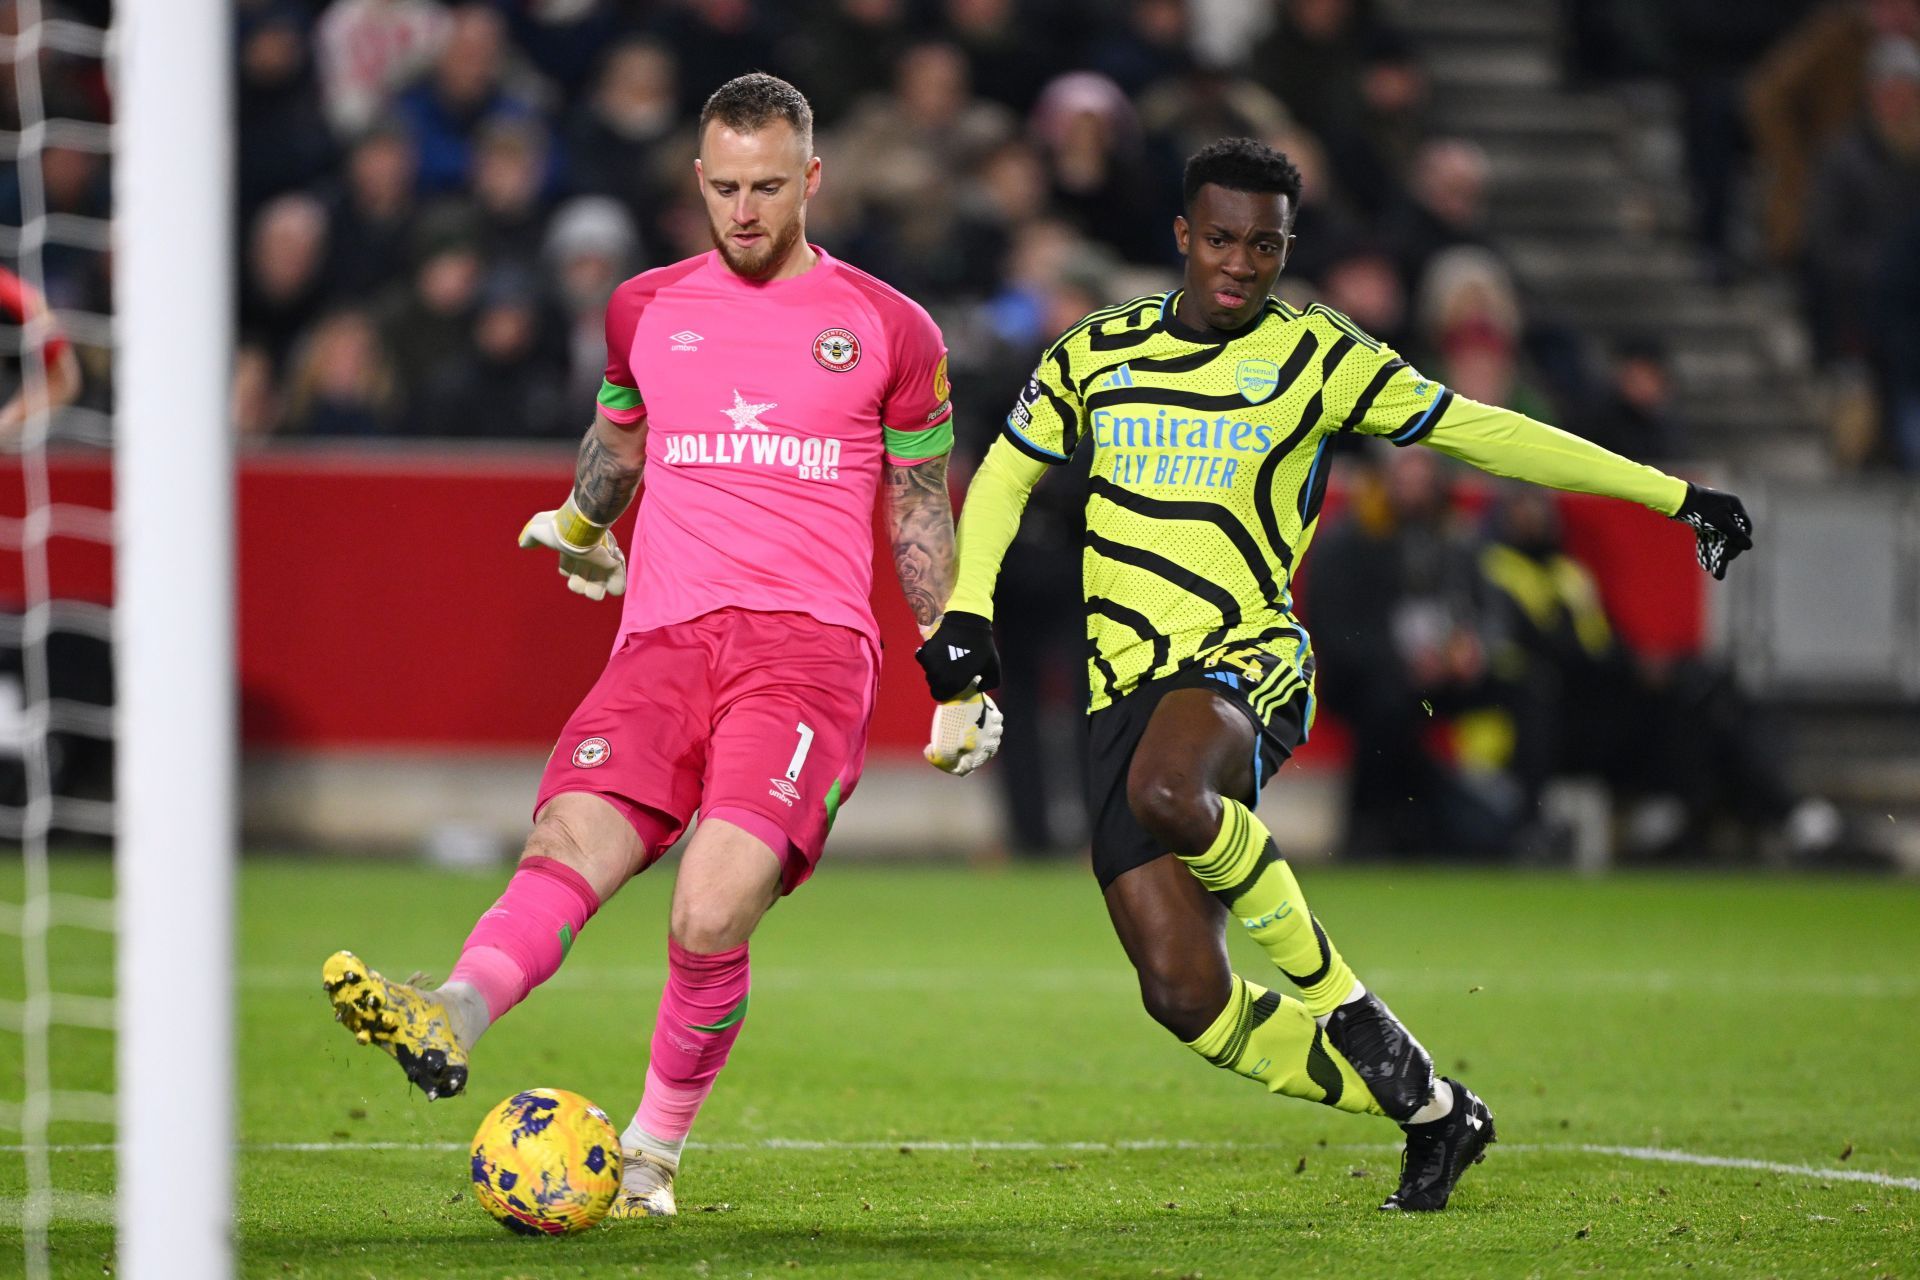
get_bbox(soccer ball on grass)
[469,1087,621,1234]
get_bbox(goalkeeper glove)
[925,691,1004,776]
[518,497,628,600]
[915,610,1000,702]
[1674,482,1754,580]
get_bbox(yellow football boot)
[606,1150,678,1218]
[321,950,470,1100]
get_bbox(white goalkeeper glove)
[517,497,627,600]
[924,690,1003,777]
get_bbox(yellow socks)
[1179,799,1357,1017]
[1187,974,1381,1115]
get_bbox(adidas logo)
[1095,364,1135,391]
[948,645,970,660]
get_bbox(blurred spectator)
[0,263,80,442]
[1381,138,1493,286]
[1745,0,1920,266]
[241,192,331,370]
[938,139,1053,301]
[1570,339,1689,462]
[1874,209,1920,467]
[780,0,906,127]
[324,121,421,300]
[416,267,570,437]
[392,4,547,195]
[315,0,451,138]
[1304,447,1519,859]
[831,41,1016,290]
[237,3,337,218]
[1414,246,1557,420]
[284,308,401,437]
[941,0,1054,115]
[1265,121,1358,286]
[1318,241,1411,353]
[1248,0,1423,216]
[376,203,487,416]
[654,0,784,121]
[1,143,112,313]
[545,196,642,408]
[470,116,555,268]
[1660,0,1810,271]
[1481,486,1844,862]
[500,0,621,96]
[1805,37,1920,366]
[1139,67,1290,173]
[1088,0,1194,97]
[955,268,1105,858]
[233,343,283,437]
[1031,72,1160,264]
[566,37,682,243]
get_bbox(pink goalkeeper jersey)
[596,247,953,647]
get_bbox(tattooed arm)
[884,454,958,633]
[517,409,648,600]
[571,409,648,526]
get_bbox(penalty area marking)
[9,1138,1919,1191]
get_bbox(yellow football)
[469,1088,621,1234]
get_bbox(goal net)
[4,1,233,1276]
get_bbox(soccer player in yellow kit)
[917,139,1753,1212]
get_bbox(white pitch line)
[7,1138,1918,1191]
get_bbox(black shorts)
[1085,661,1312,891]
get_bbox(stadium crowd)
[3,0,1894,860]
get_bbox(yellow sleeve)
[944,436,1049,619]
[1420,397,1687,516]
[1002,339,1082,464]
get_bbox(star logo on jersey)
[721,388,777,431]
[669,330,704,352]
[813,327,861,372]
[1236,358,1281,404]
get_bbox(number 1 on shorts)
[786,721,814,781]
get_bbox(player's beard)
[710,213,805,281]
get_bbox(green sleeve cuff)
[597,379,644,414]
[884,419,954,462]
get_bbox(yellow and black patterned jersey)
[999,290,1459,712]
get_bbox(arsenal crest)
[813,327,861,372]
[1236,358,1281,404]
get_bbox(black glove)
[1675,482,1754,580]
[916,611,1001,702]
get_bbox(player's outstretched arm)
[517,410,647,600]
[1418,399,1755,579]
[916,437,1047,702]
[890,452,1002,775]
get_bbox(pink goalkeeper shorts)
[534,608,878,893]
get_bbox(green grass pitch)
[3,854,1918,1277]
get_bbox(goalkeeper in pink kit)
[322,74,1002,1217]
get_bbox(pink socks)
[626,938,751,1165]
[447,855,601,1024]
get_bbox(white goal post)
[113,0,235,1276]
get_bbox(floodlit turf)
[3,853,1918,1278]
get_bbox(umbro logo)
[948,645,970,660]
[670,330,704,352]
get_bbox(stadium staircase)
[1387,0,1827,476]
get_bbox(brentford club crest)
[572,736,610,768]
[813,327,861,372]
